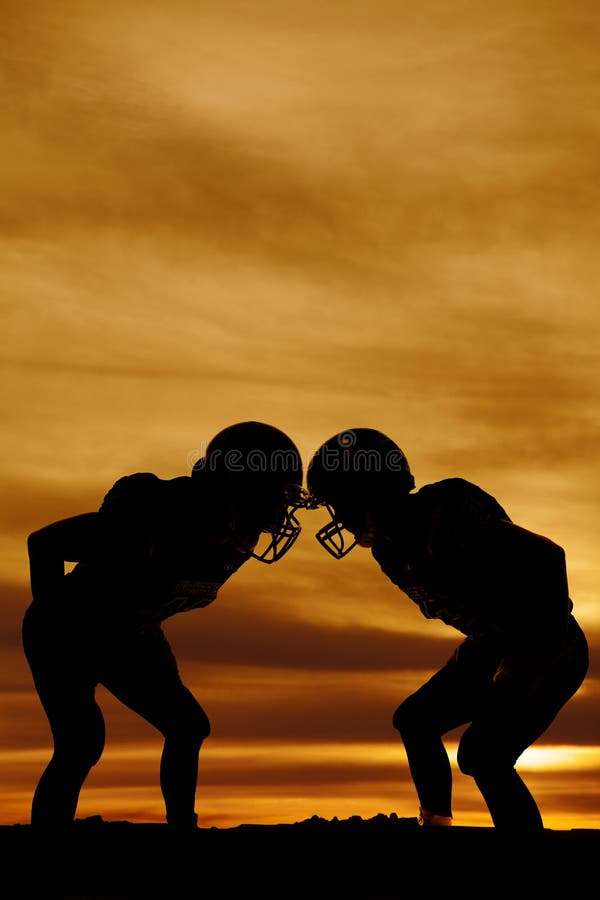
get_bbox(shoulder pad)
[99,472,161,514]
[416,478,511,554]
[420,478,509,515]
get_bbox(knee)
[83,738,105,769]
[190,705,211,744]
[456,738,477,776]
[392,696,421,737]
[166,700,211,747]
[457,730,498,777]
[54,729,105,772]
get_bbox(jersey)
[371,478,528,643]
[66,472,251,632]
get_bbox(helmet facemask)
[249,483,308,564]
[313,503,358,559]
[311,493,380,558]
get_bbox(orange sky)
[1,0,599,829]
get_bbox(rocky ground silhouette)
[2,813,597,898]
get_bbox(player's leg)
[22,604,105,827]
[457,619,589,831]
[100,626,210,828]
[392,641,497,822]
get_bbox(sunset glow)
[1,0,598,831]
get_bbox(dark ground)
[2,814,597,899]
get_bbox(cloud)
[4,0,600,276]
[2,0,599,829]
[6,578,599,746]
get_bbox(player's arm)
[479,517,572,679]
[487,518,570,638]
[27,512,100,604]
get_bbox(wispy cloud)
[2,0,599,828]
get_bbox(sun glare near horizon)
[2,739,599,830]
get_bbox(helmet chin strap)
[356,528,377,548]
[354,509,377,547]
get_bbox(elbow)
[532,533,566,571]
[27,530,42,552]
[27,527,51,557]
[546,538,567,571]
[547,535,565,558]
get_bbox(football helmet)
[194,421,306,563]
[307,428,415,558]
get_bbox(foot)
[418,807,453,827]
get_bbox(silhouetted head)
[307,428,415,557]
[193,421,304,563]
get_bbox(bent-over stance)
[307,428,588,832]
[23,421,304,829]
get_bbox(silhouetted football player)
[23,421,305,829]
[307,428,588,832]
